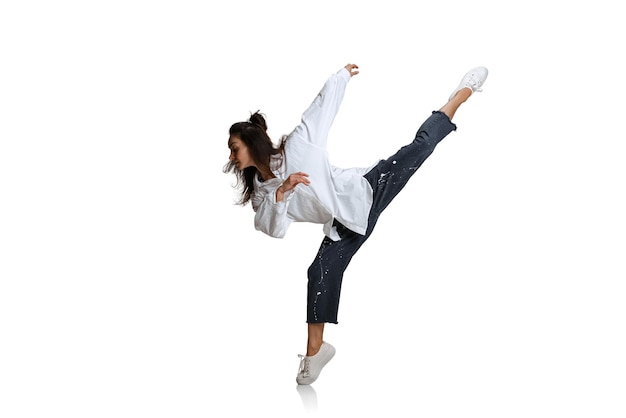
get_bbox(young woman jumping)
[224,64,488,385]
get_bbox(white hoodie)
[251,67,377,241]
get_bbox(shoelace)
[466,73,483,93]
[297,355,310,378]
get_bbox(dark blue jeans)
[306,111,457,323]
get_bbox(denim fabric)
[306,111,457,323]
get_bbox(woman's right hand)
[276,172,310,202]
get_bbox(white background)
[1,1,625,417]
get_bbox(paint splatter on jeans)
[306,111,457,323]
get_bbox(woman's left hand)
[276,172,310,202]
[344,63,359,77]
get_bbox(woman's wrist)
[276,185,285,202]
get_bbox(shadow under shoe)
[296,385,318,412]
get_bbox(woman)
[224,64,488,385]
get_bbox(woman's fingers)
[344,63,359,76]
[291,173,310,187]
[282,172,310,193]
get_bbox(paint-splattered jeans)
[307,111,457,323]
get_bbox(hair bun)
[248,111,268,132]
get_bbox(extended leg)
[441,66,489,120]
[440,87,472,120]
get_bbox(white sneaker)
[449,66,489,101]
[296,342,336,385]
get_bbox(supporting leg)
[307,323,325,356]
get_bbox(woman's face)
[228,135,254,170]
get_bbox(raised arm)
[290,64,359,149]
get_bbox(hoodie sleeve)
[251,178,295,239]
[290,67,351,149]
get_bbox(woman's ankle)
[306,341,323,357]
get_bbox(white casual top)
[251,68,377,241]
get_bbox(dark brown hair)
[223,111,287,205]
